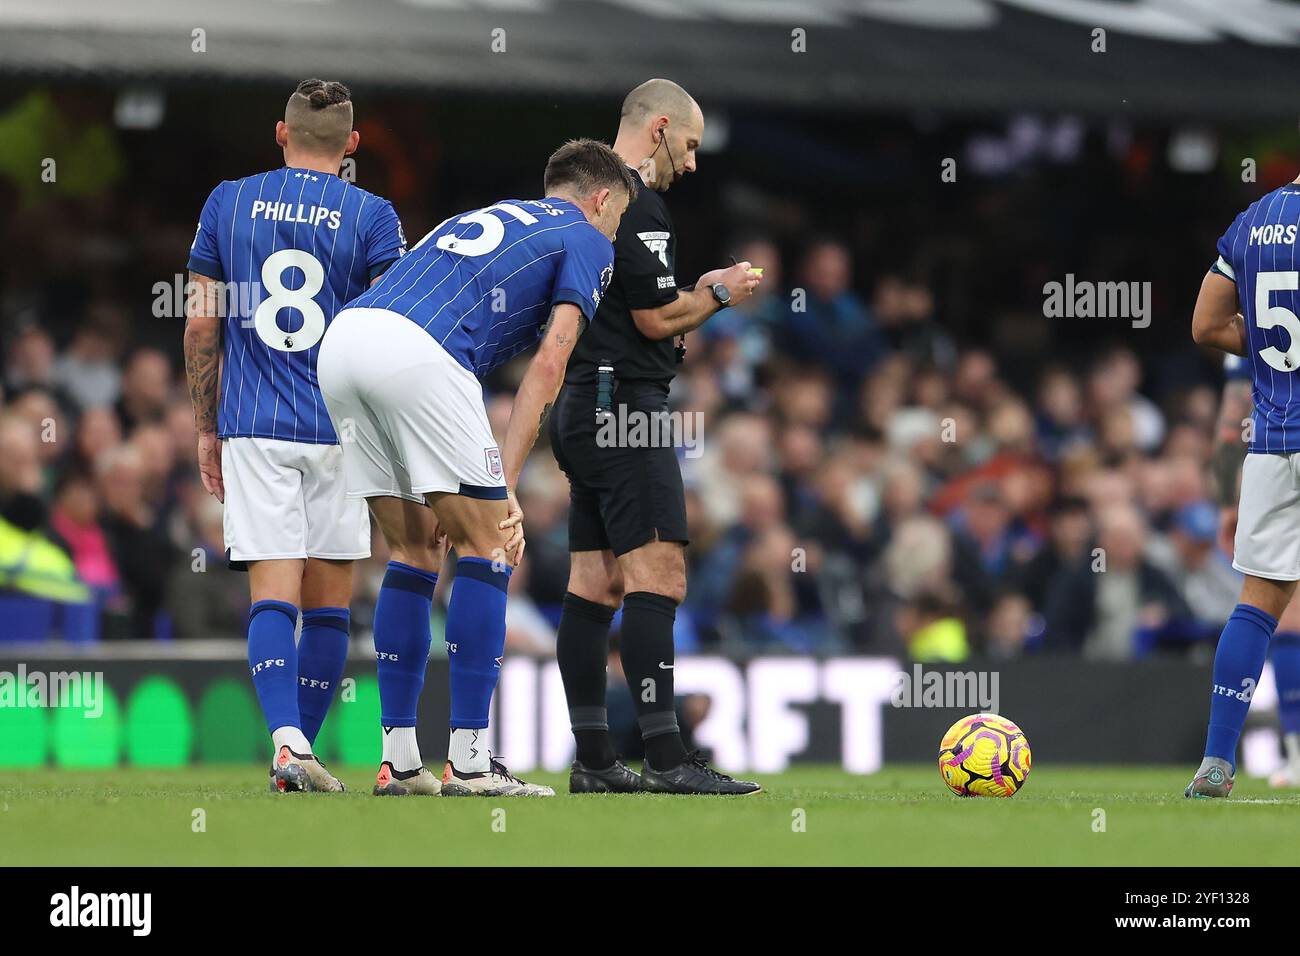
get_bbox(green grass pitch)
[1,765,1296,866]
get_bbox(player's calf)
[1187,582,1289,799]
[247,595,340,792]
[427,492,523,790]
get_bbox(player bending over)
[1187,176,1300,797]
[185,79,409,793]
[318,138,636,797]
[1209,354,1300,788]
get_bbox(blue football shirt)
[349,198,613,378]
[188,167,405,443]
[1212,183,1300,453]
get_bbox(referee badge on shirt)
[638,231,670,267]
[485,447,503,480]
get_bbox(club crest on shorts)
[485,446,503,480]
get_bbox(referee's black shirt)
[564,177,679,388]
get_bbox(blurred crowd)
[0,228,1241,660]
[0,91,1255,661]
[514,235,1238,662]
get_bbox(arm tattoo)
[542,307,588,346]
[184,322,221,433]
[184,273,222,434]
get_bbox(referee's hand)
[700,261,762,306]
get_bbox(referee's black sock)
[620,590,688,770]
[557,592,616,769]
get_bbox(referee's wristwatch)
[709,282,731,309]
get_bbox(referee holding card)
[548,78,763,794]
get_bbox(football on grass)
[938,713,1031,797]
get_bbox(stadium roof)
[1,0,1297,119]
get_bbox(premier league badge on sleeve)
[485,447,503,480]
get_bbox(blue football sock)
[297,606,350,744]
[247,599,301,735]
[1272,631,1300,737]
[446,557,510,730]
[1205,603,1277,769]
[374,561,437,728]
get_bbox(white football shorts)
[317,307,506,504]
[222,437,370,562]
[1235,451,1300,581]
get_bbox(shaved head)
[614,78,703,191]
[619,78,699,133]
[284,79,354,156]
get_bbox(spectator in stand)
[0,413,46,527]
[54,318,123,409]
[856,358,908,434]
[950,349,1006,415]
[1149,500,1241,636]
[985,590,1042,658]
[1011,495,1093,610]
[0,413,87,607]
[115,347,172,431]
[724,515,835,652]
[49,473,120,600]
[165,493,247,640]
[1086,347,1165,454]
[96,442,175,638]
[692,473,784,636]
[690,411,772,529]
[3,326,62,401]
[6,386,64,473]
[776,238,884,396]
[896,587,969,663]
[1034,366,1092,463]
[949,481,1021,585]
[873,272,956,371]
[71,405,122,476]
[1043,503,1191,659]
[700,235,785,398]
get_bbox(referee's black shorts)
[549,382,690,556]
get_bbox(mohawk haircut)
[284,79,354,155]
[543,138,639,203]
